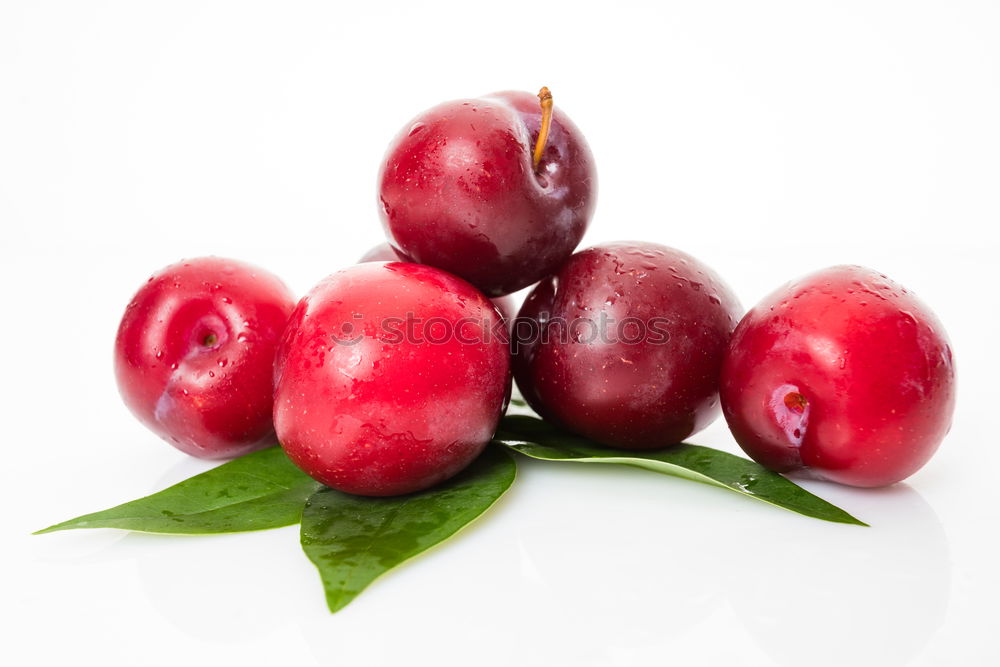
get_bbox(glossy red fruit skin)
[358,242,517,320]
[377,90,597,297]
[273,262,511,496]
[114,257,296,459]
[512,242,742,449]
[720,265,956,487]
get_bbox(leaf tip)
[827,512,868,527]
[324,592,353,614]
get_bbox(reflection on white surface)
[26,447,955,667]
[56,454,305,644]
[728,481,949,666]
[293,488,530,666]
[516,499,726,643]
[508,464,949,666]
[131,531,302,643]
[37,440,952,666]
[128,453,306,642]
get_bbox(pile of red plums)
[115,88,956,494]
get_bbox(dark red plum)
[513,242,742,449]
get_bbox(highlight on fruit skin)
[356,242,517,321]
[720,265,956,487]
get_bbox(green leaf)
[300,446,516,613]
[495,415,866,526]
[35,447,320,535]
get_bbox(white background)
[3,1,999,665]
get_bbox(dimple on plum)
[720,265,956,487]
[114,257,296,458]
[512,241,742,449]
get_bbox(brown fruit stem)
[532,86,553,171]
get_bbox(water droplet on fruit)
[155,350,164,360]
[408,122,426,136]
[221,296,232,304]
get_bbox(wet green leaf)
[35,447,320,535]
[300,446,516,613]
[495,415,865,526]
